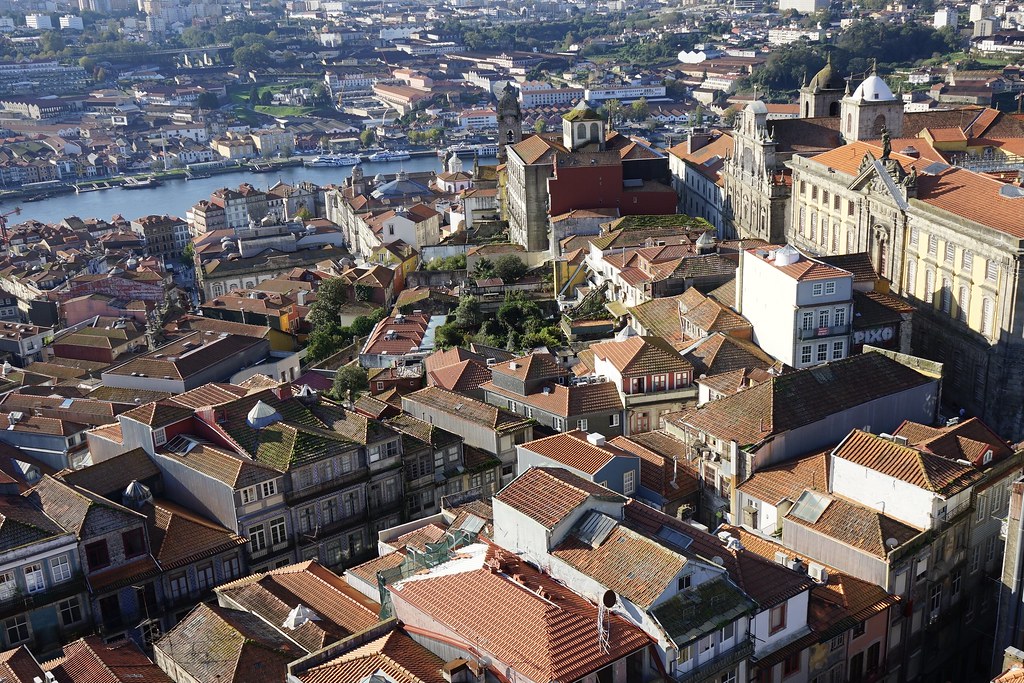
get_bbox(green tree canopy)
[494,254,527,283]
[332,365,368,399]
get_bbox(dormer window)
[984,450,993,465]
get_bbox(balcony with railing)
[675,636,754,683]
[0,574,87,621]
[797,323,850,340]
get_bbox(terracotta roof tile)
[671,352,933,446]
[47,636,171,683]
[894,416,1013,466]
[298,629,447,683]
[0,645,45,681]
[834,430,981,495]
[784,494,923,558]
[216,561,380,652]
[520,430,632,475]
[494,466,624,529]
[737,449,830,505]
[610,432,699,501]
[57,448,158,497]
[390,543,650,683]
[591,335,692,376]
[145,498,246,570]
[403,387,533,434]
[155,603,301,682]
[481,379,622,418]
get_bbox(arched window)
[846,113,852,134]
[941,277,953,314]
[982,297,994,337]
[905,259,917,296]
[589,122,599,140]
[873,114,886,135]
[829,101,839,117]
[576,123,586,140]
[958,286,969,323]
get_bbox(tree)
[38,31,64,54]
[260,90,273,105]
[434,323,465,349]
[534,118,547,134]
[196,92,219,110]
[471,257,495,279]
[693,105,704,128]
[604,99,624,124]
[232,43,270,71]
[248,87,260,106]
[494,254,527,283]
[94,67,106,83]
[307,278,348,330]
[294,206,312,221]
[181,242,195,265]
[453,295,483,329]
[629,97,650,122]
[359,129,376,147]
[332,364,368,399]
[78,56,96,73]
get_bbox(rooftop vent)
[586,432,606,447]
[246,400,281,429]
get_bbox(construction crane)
[0,206,21,244]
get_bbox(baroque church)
[720,58,1024,440]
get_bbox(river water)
[10,155,494,225]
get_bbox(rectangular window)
[811,186,818,200]
[987,535,996,561]
[963,250,973,272]
[270,517,287,546]
[196,563,215,591]
[847,200,854,216]
[812,283,823,296]
[951,569,962,597]
[610,414,620,427]
[678,643,692,663]
[699,633,715,652]
[623,470,636,495]
[720,621,735,642]
[23,564,44,593]
[910,227,919,245]
[0,573,14,601]
[801,345,812,365]
[928,234,938,256]
[249,524,266,552]
[818,309,830,328]
[929,583,942,612]
[85,540,110,571]
[554,418,564,432]
[970,545,981,573]
[577,418,588,431]
[168,572,187,600]
[945,242,955,263]
[801,311,814,330]
[261,480,277,498]
[678,575,691,591]
[58,597,82,626]
[770,603,787,634]
[122,528,145,558]
[241,486,257,504]
[831,634,844,651]
[825,281,836,295]
[834,308,846,327]
[816,343,828,363]
[783,652,801,676]
[832,341,844,360]
[987,260,999,282]
[49,555,71,583]
[298,506,315,533]
[5,616,29,645]
[223,555,241,580]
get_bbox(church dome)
[852,74,896,102]
[808,54,844,91]
[747,100,768,115]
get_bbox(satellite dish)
[885,537,899,549]
[601,590,617,608]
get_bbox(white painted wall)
[830,456,938,529]
[739,250,800,366]
[750,589,810,656]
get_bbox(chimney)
[687,129,712,154]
